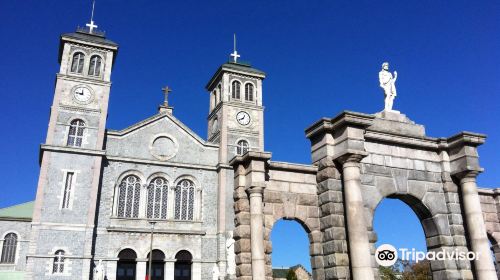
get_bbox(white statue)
[226,231,236,275]
[212,263,220,280]
[378,62,398,111]
[93,260,105,280]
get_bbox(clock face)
[73,86,93,104]
[236,111,251,126]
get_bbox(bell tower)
[206,54,266,162]
[27,12,118,279]
[205,42,265,278]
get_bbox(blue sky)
[1,0,499,272]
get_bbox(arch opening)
[374,197,432,279]
[117,249,137,280]
[487,233,500,277]
[147,249,166,280]
[269,219,313,279]
[174,250,192,280]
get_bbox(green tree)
[402,260,431,280]
[286,269,298,280]
[379,265,398,280]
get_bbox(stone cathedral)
[1,20,500,280]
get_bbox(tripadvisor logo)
[375,244,398,266]
[375,244,479,267]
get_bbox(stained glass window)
[70,52,85,73]
[88,55,102,76]
[174,179,195,220]
[245,83,254,101]
[117,175,141,218]
[67,119,85,147]
[0,233,17,263]
[231,81,241,100]
[147,177,168,219]
[52,250,65,273]
[236,140,249,155]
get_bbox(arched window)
[245,83,254,101]
[147,249,166,280]
[216,84,222,104]
[0,233,17,263]
[117,175,141,218]
[52,250,65,274]
[70,52,85,74]
[147,177,169,219]
[174,250,192,280]
[67,119,85,147]
[174,180,195,220]
[88,55,102,76]
[236,140,249,155]
[117,249,137,280]
[231,81,241,100]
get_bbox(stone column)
[136,260,147,280]
[106,259,118,280]
[339,153,374,280]
[164,260,175,280]
[247,184,266,280]
[192,260,202,280]
[458,171,497,280]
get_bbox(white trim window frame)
[174,179,196,221]
[0,232,18,264]
[52,250,65,274]
[59,170,77,210]
[146,177,169,219]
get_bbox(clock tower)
[205,54,265,278]
[27,22,118,278]
[206,60,265,161]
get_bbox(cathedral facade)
[0,25,263,280]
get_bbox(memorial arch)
[230,110,499,280]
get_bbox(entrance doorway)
[146,249,166,280]
[117,249,137,280]
[174,250,192,280]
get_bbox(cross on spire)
[162,85,172,106]
[86,0,98,33]
[230,33,240,63]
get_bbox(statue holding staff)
[379,62,398,111]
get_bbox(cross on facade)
[162,85,172,106]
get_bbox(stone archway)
[230,110,498,280]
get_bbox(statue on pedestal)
[379,62,398,111]
[93,260,105,280]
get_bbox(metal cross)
[230,34,240,63]
[162,86,172,106]
[86,0,98,33]
[86,20,98,33]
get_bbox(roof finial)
[230,33,240,63]
[161,85,172,106]
[86,0,98,33]
[159,85,174,114]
